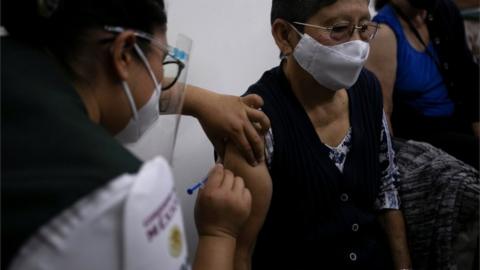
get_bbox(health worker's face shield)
[105,26,192,164]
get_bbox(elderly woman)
[223,0,412,269]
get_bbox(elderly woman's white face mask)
[290,23,371,91]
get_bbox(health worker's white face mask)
[115,44,162,144]
[291,26,370,91]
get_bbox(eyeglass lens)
[330,23,378,41]
[162,59,183,90]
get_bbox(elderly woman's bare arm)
[378,210,412,269]
[223,141,273,270]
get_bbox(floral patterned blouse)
[264,112,401,210]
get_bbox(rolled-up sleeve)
[375,112,401,210]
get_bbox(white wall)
[128,0,377,263]
[165,1,280,261]
[127,0,278,262]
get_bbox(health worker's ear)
[110,31,139,82]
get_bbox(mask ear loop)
[281,23,304,60]
[119,44,156,122]
[122,81,139,120]
[133,43,162,96]
[289,23,304,37]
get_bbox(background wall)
[127,0,377,262]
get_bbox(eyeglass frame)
[103,26,185,91]
[292,21,380,42]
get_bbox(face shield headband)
[105,26,192,164]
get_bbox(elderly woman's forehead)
[309,0,371,21]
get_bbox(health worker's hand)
[184,86,270,166]
[194,164,252,240]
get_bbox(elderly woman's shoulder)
[358,68,382,91]
[353,68,384,106]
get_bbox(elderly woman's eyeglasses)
[293,21,380,43]
[103,26,185,91]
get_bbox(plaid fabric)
[394,139,479,270]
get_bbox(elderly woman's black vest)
[246,65,392,269]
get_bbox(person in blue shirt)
[366,0,479,169]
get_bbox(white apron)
[9,157,190,270]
